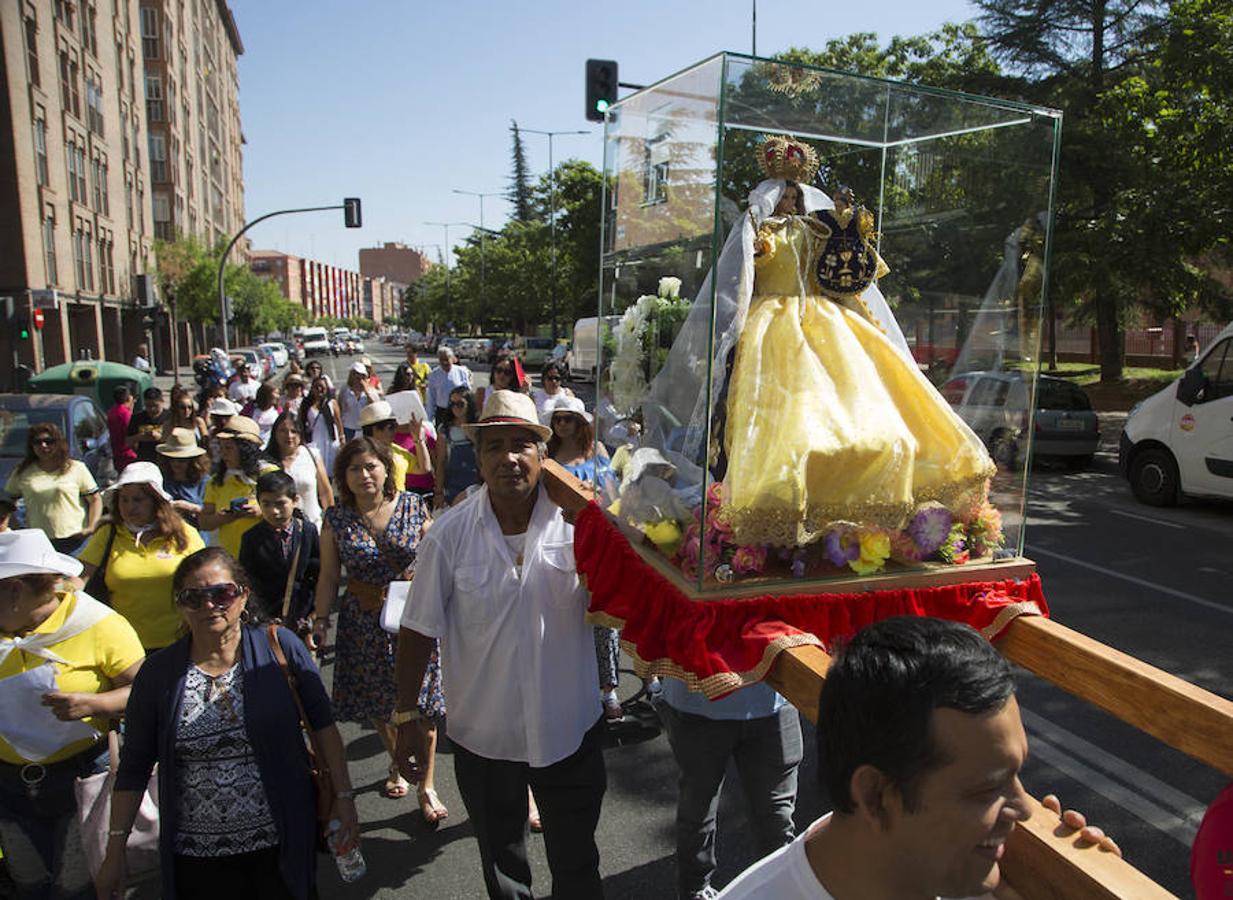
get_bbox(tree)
[508,120,534,222]
[976,0,1169,381]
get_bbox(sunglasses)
[493,366,514,376]
[375,420,396,430]
[543,374,561,382]
[551,414,577,426]
[178,404,196,413]
[175,582,243,610]
[450,400,466,408]
[33,437,55,447]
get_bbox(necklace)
[357,495,389,533]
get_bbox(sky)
[231,0,979,273]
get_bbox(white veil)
[643,179,910,471]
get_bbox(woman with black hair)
[432,387,480,510]
[530,361,574,419]
[300,376,342,478]
[265,411,333,528]
[197,417,278,557]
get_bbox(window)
[98,157,109,215]
[115,42,124,92]
[99,234,115,294]
[153,192,173,241]
[185,154,193,199]
[67,141,87,203]
[125,173,133,229]
[54,0,74,30]
[144,74,163,122]
[25,15,40,88]
[82,223,94,291]
[148,133,167,182]
[82,4,98,56]
[1197,339,1233,403]
[140,7,158,59]
[32,116,48,186]
[59,51,81,118]
[642,134,670,206]
[42,210,57,285]
[86,74,104,135]
[72,222,85,289]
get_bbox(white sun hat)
[0,529,84,580]
[103,461,173,503]
[539,394,593,425]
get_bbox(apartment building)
[252,248,404,326]
[0,0,243,384]
[358,241,431,287]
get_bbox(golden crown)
[756,135,820,184]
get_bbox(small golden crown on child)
[757,135,820,183]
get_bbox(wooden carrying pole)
[542,464,1232,899]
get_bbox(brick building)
[0,0,244,386]
[358,241,430,286]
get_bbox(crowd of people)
[0,340,1221,900]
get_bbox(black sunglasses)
[175,582,243,610]
[33,437,55,447]
[543,374,561,382]
[449,400,467,408]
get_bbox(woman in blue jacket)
[94,548,358,899]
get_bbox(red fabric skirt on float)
[574,503,1048,700]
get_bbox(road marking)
[1027,545,1233,617]
[1019,708,1206,847]
[1108,508,1187,530]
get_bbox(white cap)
[349,361,369,376]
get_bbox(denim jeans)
[452,717,607,900]
[655,700,802,899]
[0,741,107,900]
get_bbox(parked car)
[280,339,305,363]
[438,336,463,356]
[232,348,271,380]
[514,335,555,369]
[0,394,117,490]
[1120,321,1233,506]
[940,371,1100,468]
[259,342,289,368]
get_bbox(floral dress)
[326,492,444,721]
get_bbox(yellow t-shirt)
[203,465,278,557]
[389,443,413,491]
[0,591,144,764]
[80,524,206,649]
[4,460,98,539]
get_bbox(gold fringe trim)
[586,608,822,700]
[721,467,996,548]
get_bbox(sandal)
[384,764,410,799]
[418,787,449,827]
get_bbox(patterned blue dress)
[326,492,445,722]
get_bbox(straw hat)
[540,394,592,425]
[104,461,173,502]
[463,390,551,442]
[217,415,262,444]
[157,427,207,459]
[358,400,396,429]
[0,529,83,580]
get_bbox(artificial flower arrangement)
[667,481,1005,583]
[610,276,690,414]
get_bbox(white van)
[1120,322,1233,505]
[571,316,620,383]
[299,327,332,357]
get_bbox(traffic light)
[32,308,44,330]
[343,197,362,229]
[586,59,618,122]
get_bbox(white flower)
[658,277,682,300]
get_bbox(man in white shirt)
[227,361,259,405]
[717,617,1119,900]
[424,346,472,429]
[396,389,605,899]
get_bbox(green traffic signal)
[595,99,610,114]
[20,328,29,339]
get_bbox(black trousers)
[173,846,296,899]
[452,718,607,900]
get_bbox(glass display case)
[594,52,1061,594]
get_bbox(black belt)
[0,738,104,798]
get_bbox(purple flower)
[731,544,768,575]
[823,529,859,567]
[907,505,954,557]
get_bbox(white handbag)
[380,580,413,635]
[74,729,160,878]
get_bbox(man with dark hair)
[718,616,1116,899]
[125,387,166,463]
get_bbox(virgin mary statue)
[648,135,995,550]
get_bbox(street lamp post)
[520,128,589,340]
[452,189,503,331]
[424,221,467,328]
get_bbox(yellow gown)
[720,214,996,548]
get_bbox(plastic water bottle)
[326,818,366,883]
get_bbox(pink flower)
[731,544,768,575]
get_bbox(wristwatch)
[391,709,420,726]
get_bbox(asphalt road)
[311,345,1228,897]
